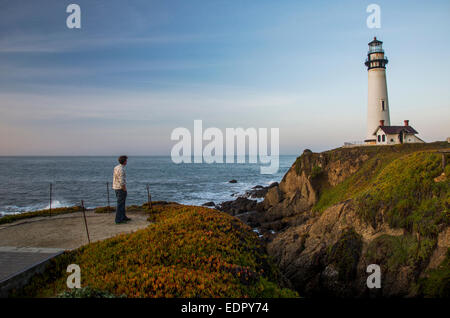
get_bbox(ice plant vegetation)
[17,203,298,298]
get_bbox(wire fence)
[38,181,154,212]
[27,182,156,245]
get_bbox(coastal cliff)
[259,142,449,297]
[5,143,449,298]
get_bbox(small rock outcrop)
[218,197,263,216]
[243,182,279,199]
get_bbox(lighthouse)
[364,37,390,143]
[342,37,424,147]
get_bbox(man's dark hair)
[118,155,128,165]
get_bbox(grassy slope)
[303,143,449,297]
[357,151,449,237]
[358,151,449,296]
[313,143,450,234]
[17,203,298,298]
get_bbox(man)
[112,155,131,224]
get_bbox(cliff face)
[261,142,450,297]
[263,148,369,220]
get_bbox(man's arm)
[120,167,127,192]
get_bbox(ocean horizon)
[0,155,296,216]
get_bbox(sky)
[0,0,449,155]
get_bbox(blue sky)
[0,0,449,155]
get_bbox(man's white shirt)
[112,164,126,190]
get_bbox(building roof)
[374,125,418,135]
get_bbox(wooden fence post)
[81,200,91,244]
[106,182,110,210]
[49,183,52,216]
[146,184,153,211]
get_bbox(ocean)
[0,156,296,216]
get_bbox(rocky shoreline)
[202,182,280,240]
[210,143,450,298]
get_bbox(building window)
[378,135,381,142]
[382,135,385,142]
[381,100,385,111]
[390,139,394,142]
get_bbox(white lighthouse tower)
[364,37,390,143]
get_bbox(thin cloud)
[0,32,217,53]
[0,59,227,81]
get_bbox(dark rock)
[245,182,279,199]
[202,201,215,207]
[255,201,265,212]
[229,179,238,183]
[246,188,267,199]
[218,197,258,216]
[235,211,261,228]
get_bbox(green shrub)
[365,234,436,272]
[311,166,323,179]
[417,248,450,298]
[327,228,363,281]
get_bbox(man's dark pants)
[115,189,127,223]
